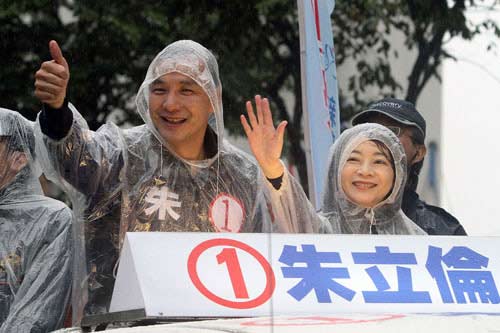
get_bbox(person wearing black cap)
[351,97,467,235]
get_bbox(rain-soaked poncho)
[266,123,426,235]
[0,108,73,332]
[35,40,301,319]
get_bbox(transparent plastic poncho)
[0,108,73,332]
[35,40,290,319]
[266,123,426,235]
[263,159,333,233]
[323,123,426,234]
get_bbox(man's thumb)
[49,40,68,69]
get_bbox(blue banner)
[298,0,340,207]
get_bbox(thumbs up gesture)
[35,40,70,109]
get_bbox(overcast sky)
[441,5,500,236]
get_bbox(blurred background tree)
[1,0,498,194]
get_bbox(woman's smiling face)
[340,140,395,208]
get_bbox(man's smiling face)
[148,72,213,159]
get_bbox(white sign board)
[110,233,500,317]
[95,314,500,333]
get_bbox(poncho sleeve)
[0,204,73,333]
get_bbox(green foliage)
[1,0,498,193]
[334,0,500,110]
[0,0,64,120]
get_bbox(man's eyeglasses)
[386,125,402,137]
[386,125,418,144]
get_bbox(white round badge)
[209,194,245,233]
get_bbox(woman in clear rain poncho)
[0,108,73,332]
[34,40,312,318]
[243,109,426,235]
[320,123,426,234]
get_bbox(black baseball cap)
[351,97,426,139]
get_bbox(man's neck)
[170,143,206,161]
[166,127,218,161]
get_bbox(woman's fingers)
[243,96,280,137]
[240,114,252,137]
[245,100,258,129]
[255,95,264,126]
[262,97,274,128]
[276,121,288,153]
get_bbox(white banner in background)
[110,232,500,317]
[298,0,340,208]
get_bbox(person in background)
[0,108,73,332]
[351,98,466,235]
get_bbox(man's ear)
[413,145,427,164]
[10,152,28,173]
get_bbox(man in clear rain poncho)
[34,40,325,318]
[0,108,73,332]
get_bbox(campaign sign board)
[98,314,500,333]
[110,233,500,317]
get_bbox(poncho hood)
[322,123,425,235]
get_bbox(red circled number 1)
[216,248,249,299]
[221,199,231,231]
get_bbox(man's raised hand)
[34,40,69,109]
[240,95,287,179]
